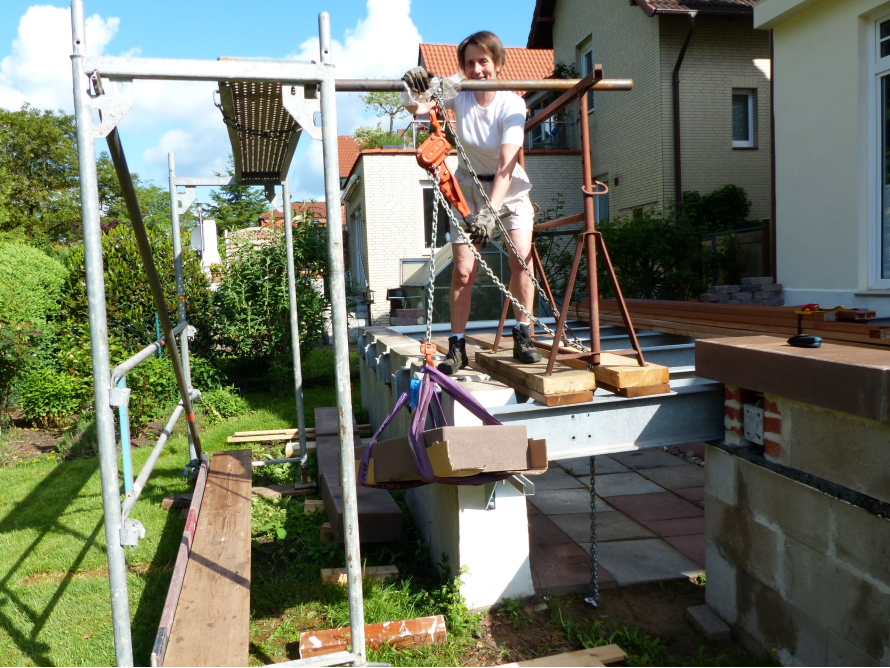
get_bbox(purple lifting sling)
[357,365,519,489]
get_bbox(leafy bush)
[0,243,67,334]
[682,184,752,231]
[213,219,327,377]
[353,125,405,150]
[200,386,250,425]
[61,225,214,357]
[18,368,81,427]
[57,412,98,460]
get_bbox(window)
[581,46,594,112]
[881,67,890,278]
[594,177,609,224]
[873,16,890,284]
[423,187,449,248]
[732,90,755,148]
[525,95,549,148]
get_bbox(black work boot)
[513,324,542,364]
[437,335,468,375]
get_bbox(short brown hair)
[457,31,506,71]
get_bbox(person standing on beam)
[403,31,542,376]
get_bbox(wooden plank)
[470,357,593,406]
[469,332,668,390]
[473,347,595,394]
[163,450,252,667]
[596,380,671,398]
[500,643,627,667]
[251,483,316,498]
[233,424,370,437]
[321,565,399,585]
[299,615,446,659]
[304,499,325,515]
[161,493,192,510]
[432,335,478,363]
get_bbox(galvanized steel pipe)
[333,78,633,92]
[110,321,187,385]
[70,1,134,664]
[319,11,367,665]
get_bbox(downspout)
[671,11,697,216]
[769,29,777,282]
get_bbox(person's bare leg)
[507,228,535,325]
[450,241,479,334]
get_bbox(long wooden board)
[474,347,596,394]
[163,450,252,667]
[320,564,399,585]
[467,332,669,390]
[299,615,446,659]
[500,643,626,667]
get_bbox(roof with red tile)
[259,201,328,224]
[418,43,553,82]
[338,135,360,179]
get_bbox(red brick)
[727,424,742,435]
[764,438,781,457]
[724,386,741,402]
[764,416,782,434]
[724,405,741,421]
[764,398,780,415]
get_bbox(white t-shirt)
[444,90,527,177]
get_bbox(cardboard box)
[353,427,548,484]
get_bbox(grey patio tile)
[610,449,687,470]
[555,455,629,477]
[533,466,586,490]
[529,488,614,515]
[640,465,705,490]
[552,511,655,544]
[596,538,704,585]
[594,472,664,497]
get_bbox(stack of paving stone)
[390,307,424,326]
[699,276,783,305]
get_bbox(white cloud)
[0,5,119,111]
[287,0,423,200]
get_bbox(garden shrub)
[200,386,250,425]
[682,184,752,231]
[57,412,98,460]
[18,368,81,427]
[213,218,327,377]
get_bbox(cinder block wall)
[658,14,772,219]
[707,385,890,664]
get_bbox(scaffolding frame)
[71,0,637,663]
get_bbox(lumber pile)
[568,299,890,349]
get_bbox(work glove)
[402,66,434,96]
[463,208,498,248]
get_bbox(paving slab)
[606,492,703,523]
[593,472,664,497]
[528,511,575,546]
[610,449,688,470]
[556,455,629,476]
[666,534,706,567]
[639,516,705,537]
[530,540,616,594]
[554,511,655,544]
[529,488,613,516]
[674,487,705,503]
[639,465,705,490]
[532,466,586,490]
[596,538,703,585]
[686,604,730,641]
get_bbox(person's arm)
[405,100,437,116]
[488,143,521,210]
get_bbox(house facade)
[528,0,771,221]
[755,0,890,314]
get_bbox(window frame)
[868,14,890,288]
[731,89,755,148]
[421,184,450,249]
[581,46,595,112]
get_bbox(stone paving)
[527,443,707,594]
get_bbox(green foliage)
[199,386,250,425]
[682,184,752,231]
[0,319,40,411]
[213,219,328,377]
[205,156,270,233]
[497,597,524,628]
[61,224,214,356]
[18,368,81,428]
[0,243,67,332]
[0,105,79,243]
[56,412,98,460]
[95,153,178,232]
[552,61,580,79]
[354,124,405,150]
[360,91,409,132]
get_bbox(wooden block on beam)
[596,380,672,398]
[474,348,596,395]
[470,358,592,406]
[299,614,446,659]
[161,494,192,510]
[320,565,399,585]
[500,643,626,667]
[304,499,325,515]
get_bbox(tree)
[353,125,405,151]
[359,91,409,133]
[0,105,80,243]
[205,156,270,233]
[95,152,176,232]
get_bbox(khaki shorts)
[449,169,534,244]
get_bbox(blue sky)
[0,0,536,202]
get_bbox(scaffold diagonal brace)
[89,75,134,138]
[281,84,321,141]
[176,186,196,215]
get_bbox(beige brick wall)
[659,14,772,219]
[552,0,663,216]
[524,152,584,222]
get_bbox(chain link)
[427,92,589,353]
[425,169,439,344]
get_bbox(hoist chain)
[425,170,439,345]
[428,91,589,354]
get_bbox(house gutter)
[340,173,360,203]
[668,10,697,215]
